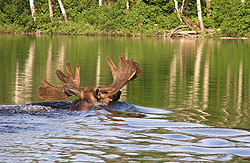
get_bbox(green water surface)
[0,34,250,129]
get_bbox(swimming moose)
[38,55,144,110]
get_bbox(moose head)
[38,55,144,110]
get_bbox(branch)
[182,17,195,31]
[174,0,183,22]
[168,25,188,37]
[179,0,185,14]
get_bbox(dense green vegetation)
[0,0,249,37]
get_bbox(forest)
[0,0,249,37]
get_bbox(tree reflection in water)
[0,35,250,162]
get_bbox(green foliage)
[211,0,250,37]
[183,0,198,18]
[0,0,249,37]
[78,1,173,36]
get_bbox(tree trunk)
[196,0,205,32]
[168,25,188,37]
[126,0,129,10]
[48,0,53,20]
[174,0,182,22]
[206,0,211,19]
[29,0,36,21]
[58,0,68,23]
[182,17,195,31]
[180,0,185,14]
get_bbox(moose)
[38,55,144,110]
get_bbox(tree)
[173,0,185,22]
[29,0,36,21]
[126,0,129,10]
[58,0,68,23]
[29,0,67,23]
[48,0,53,20]
[196,0,205,32]
[174,0,182,22]
[206,0,211,19]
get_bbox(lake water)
[0,35,250,162]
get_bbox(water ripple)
[0,101,250,162]
[169,128,250,137]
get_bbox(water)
[0,35,250,162]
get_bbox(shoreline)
[0,31,249,40]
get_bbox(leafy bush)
[0,0,249,37]
[211,0,250,37]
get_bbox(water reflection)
[202,48,209,110]
[95,49,101,87]
[168,40,177,108]
[14,40,35,104]
[166,39,250,129]
[237,61,243,111]
[0,36,249,127]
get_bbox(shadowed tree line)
[0,0,249,37]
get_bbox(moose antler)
[56,62,83,99]
[38,55,143,110]
[38,62,83,100]
[98,55,144,104]
[38,79,69,100]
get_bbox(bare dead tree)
[167,25,188,37]
[29,0,36,21]
[206,0,211,19]
[179,0,185,14]
[48,0,53,20]
[197,0,205,32]
[174,0,183,22]
[126,0,129,10]
[30,0,68,23]
[58,0,68,23]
